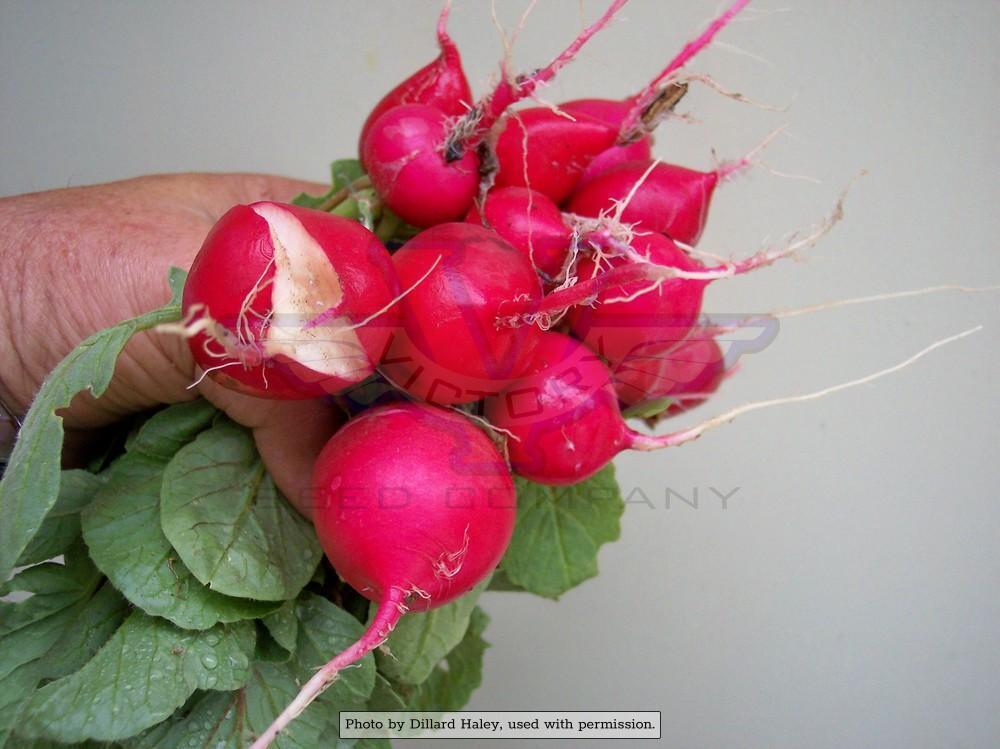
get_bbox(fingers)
[252,400,344,522]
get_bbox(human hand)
[0,173,342,516]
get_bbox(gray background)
[2,1,998,747]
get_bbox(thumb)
[171,172,329,224]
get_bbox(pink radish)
[361,103,480,228]
[574,101,654,189]
[490,97,658,203]
[484,332,626,485]
[380,223,543,405]
[497,190,851,366]
[361,0,628,229]
[178,201,399,399]
[577,137,653,188]
[568,232,708,365]
[614,333,728,413]
[566,124,782,245]
[610,280,999,414]
[250,401,515,749]
[490,107,621,204]
[465,186,572,280]
[567,158,741,246]
[358,4,472,164]
[451,0,629,152]
[489,0,748,203]
[486,328,979,485]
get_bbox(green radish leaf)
[323,673,404,746]
[0,561,126,748]
[125,398,217,461]
[318,726,358,749]
[292,159,366,209]
[367,673,406,712]
[405,606,490,711]
[374,207,406,244]
[486,568,525,593]
[18,612,254,743]
[255,624,293,663]
[126,690,247,749]
[160,417,322,601]
[333,187,379,229]
[293,593,376,710]
[316,673,403,749]
[500,464,624,599]
[0,549,100,636]
[373,576,490,686]
[356,740,391,749]
[0,267,186,582]
[262,600,298,654]
[6,739,118,749]
[83,451,278,630]
[121,712,178,749]
[15,470,107,568]
[36,583,129,680]
[0,550,99,682]
[245,662,328,749]
[0,661,45,748]
[621,396,674,420]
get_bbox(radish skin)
[488,0,749,202]
[180,202,399,399]
[358,3,472,164]
[465,186,573,280]
[381,223,543,405]
[251,401,515,749]
[362,104,480,228]
[614,333,728,412]
[487,328,980,485]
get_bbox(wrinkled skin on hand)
[0,173,338,518]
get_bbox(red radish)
[380,223,543,405]
[576,135,653,189]
[490,98,656,203]
[361,0,628,229]
[486,327,978,486]
[312,402,514,607]
[250,401,515,749]
[358,4,472,164]
[361,103,481,228]
[614,0,750,139]
[613,281,1000,414]
[567,123,783,245]
[489,0,748,203]
[497,190,851,367]
[179,201,399,399]
[490,107,621,204]
[614,334,728,413]
[484,332,626,485]
[465,187,572,280]
[568,232,708,365]
[452,0,629,153]
[567,158,734,246]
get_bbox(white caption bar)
[340,711,661,740]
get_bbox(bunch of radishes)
[175,1,823,744]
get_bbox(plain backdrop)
[2,2,998,747]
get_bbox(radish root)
[628,326,983,451]
[248,587,408,749]
[449,0,629,155]
[619,0,752,139]
[500,178,855,327]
